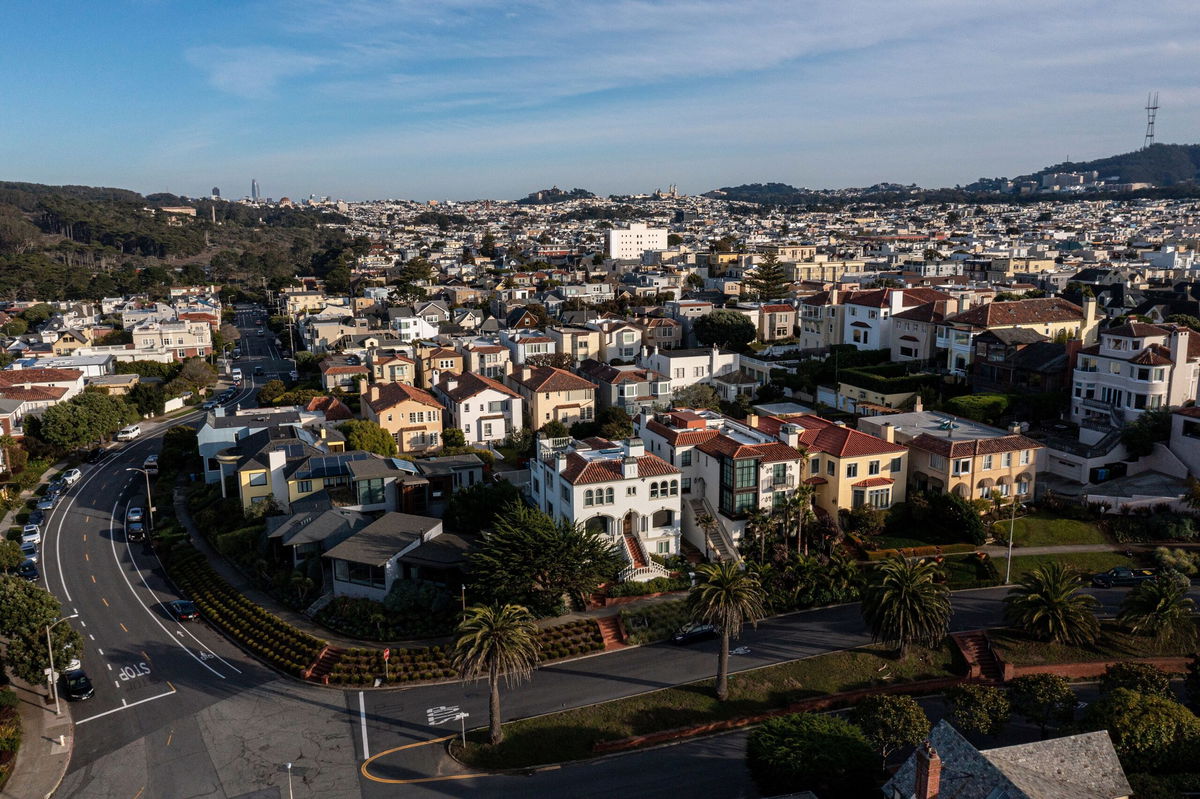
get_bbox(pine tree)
[743,252,789,300]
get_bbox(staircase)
[623,533,648,569]
[304,646,345,685]
[595,616,627,650]
[304,591,335,619]
[688,497,739,563]
[952,632,1003,683]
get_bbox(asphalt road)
[35,304,1177,798]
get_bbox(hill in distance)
[1022,142,1200,186]
[516,186,595,205]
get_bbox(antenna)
[1144,91,1159,149]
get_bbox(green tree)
[946,683,1011,737]
[849,694,930,773]
[742,252,790,300]
[338,419,398,456]
[1166,314,1200,332]
[671,382,721,410]
[38,391,138,449]
[1,318,27,337]
[0,577,84,686]
[1003,562,1099,645]
[20,304,52,326]
[597,407,633,440]
[688,561,766,700]
[468,503,622,616]
[1118,576,1196,647]
[1121,408,1172,458]
[0,541,23,572]
[400,257,434,284]
[685,272,704,289]
[444,480,522,533]
[1008,673,1075,738]
[693,310,756,348]
[442,427,466,447]
[746,713,875,797]
[861,556,950,657]
[1083,688,1200,771]
[256,379,286,405]
[451,603,540,745]
[166,357,217,396]
[540,419,569,438]
[1101,662,1173,699]
[128,382,164,417]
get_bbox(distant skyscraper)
[211,186,220,199]
[251,179,260,202]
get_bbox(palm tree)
[451,603,540,745]
[745,509,773,563]
[861,557,951,658]
[1003,562,1099,646]
[1118,576,1196,646]
[696,512,720,561]
[689,561,766,700]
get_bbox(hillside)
[1024,143,1200,186]
[516,186,595,205]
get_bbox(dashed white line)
[97,648,104,655]
[359,691,370,759]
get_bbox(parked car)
[143,455,159,476]
[84,448,107,464]
[15,560,38,582]
[116,424,141,441]
[671,622,717,645]
[201,399,218,410]
[48,479,66,494]
[61,468,82,486]
[20,541,38,564]
[21,524,41,545]
[1091,566,1157,588]
[60,669,94,701]
[126,507,145,524]
[26,510,45,527]
[165,599,199,622]
[126,521,146,542]
[35,494,59,511]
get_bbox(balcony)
[762,475,796,491]
[1082,397,1118,412]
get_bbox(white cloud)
[185,45,328,99]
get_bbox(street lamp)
[127,467,154,532]
[46,614,79,715]
[285,762,294,799]
[1004,499,1025,585]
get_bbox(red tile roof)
[365,382,443,413]
[643,418,721,447]
[946,298,1085,328]
[696,436,805,463]
[907,432,1043,458]
[305,395,354,421]
[760,304,794,313]
[852,477,894,488]
[0,368,83,386]
[755,414,906,458]
[560,452,680,484]
[510,366,597,393]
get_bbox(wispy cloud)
[185,45,328,99]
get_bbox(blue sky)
[1,0,1197,201]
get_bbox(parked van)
[231,368,243,382]
[116,424,141,441]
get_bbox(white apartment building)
[1071,322,1200,428]
[841,288,952,351]
[637,345,741,394]
[605,223,668,260]
[587,320,643,362]
[498,330,557,365]
[433,372,524,447]
[128,319,213,360]
[529,436,681,582]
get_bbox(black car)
[671,622,717,645]
[166,599,199,621]
[61,669,94,701]
[126,521,146,542]
[26,510,45,527]
[84,448,107,464]
[48,479,66,494]
[16,560,38,582]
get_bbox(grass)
[1005,550,1132,580]
[994,513,1108,547]
[989,621,1198,667]
[458,641,961,769]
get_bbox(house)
[0,367,86,418]
[842,288,953,351]
[128,319,213,360]
[799,289,847,351]
[85,373,140,396]
[1071,322,1200,429]
[458,342,512,379]
[636,345,741,394]
[304,395,354,422]
[360,381,445,452]
[507,365,597,431]
[530,436,681,580]
[369,351,417,384]
[50,329,92,356]
[546,325,604,363]
[386,307,439,342]
[319,356,370,391]
[413,454,486,516]
[198,406,325,484]
[883,720,1131,799]
[433,371,524,446]
[577,359,671,416]
[860,411,1042,501]
[323,513,445,601]
[504,307,542,330]
[629,316,683,351]
[266,496,372,567]
[890,300,954,361]
[971,330,1070,395]
[586,319,644,362]
[940,296,1099,375]
[499,330,557,365]
[412,344,464,389]
[756,304,797,342]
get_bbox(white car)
[20,525,41,545]
[61,468,82,486]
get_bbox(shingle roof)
[946,297,1085,328]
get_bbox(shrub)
[606,576,690,597]
[1154,547,1200,576]
[746,713,876,797]
[619,600,690,645]
[1100,662,1173,700]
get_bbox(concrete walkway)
[979,542,1126,557]
[0,679,72,799]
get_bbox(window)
[248,471,268,486]
[846,463,858,478]
[626,486,636,496]
[826,460,835,475]
[868,460,880,476]
[681,477,691,493]
[584,489,594,506]
[656,540,670,554]
[1003,452,1012,468]
[333,560,386,590]
[953,459,970,475]
[560,484,570,501]
[356,477,386,505]
[734,459,757,489]
[1017,480,1030,496]
[890,457,902,472]
[605,487,614,504]
[650,482,659,499]
[297,480,312,494]
[1020,450,1030,465]
[852,489,865,508]
[670,480,678,495]
[483,423,493,438]
[983,455,993,470]
[868,488,890,508]
[680,450,692,467]
[810,457,820,474]
[772,463,787,485]
[734,492,757,514]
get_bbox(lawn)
[458,641,962,769]
[989,621,1198,667]
[1004,550,1132,580]
[993,513,1108,548]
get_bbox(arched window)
[584,489,594,507]
[605,487,614,505]
[670,480,679,496]
[649,482,659,499]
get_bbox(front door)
[623,512,634,537]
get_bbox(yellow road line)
[133,788,144,799]
[120,623,128,633]
[360,734,492,785]
[165,731,173,747]
[101,597,109,607]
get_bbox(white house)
[323,513,444,601]
[433,371,524,447]
[841,287,952,351]
[636,345,741,394]
[529,436,681,582]
[586,319,644,362]
[498,330,557,365]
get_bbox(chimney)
[444,376,458,394]
[779,423,800,448]
[829,288,839,305]
[881,422,895,443]
[913,395,924,413]
[554,452,567,473]
[957,296,971,313]
[1171,328,1189,369]
[745,413,759,430]
[915,742,941,799]
[623,437,645,458]
[1009,422,1022,434]
[357,376,369,396]
[1083,294,1098,328]
[622,456,638,479]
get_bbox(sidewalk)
[979,542,1123,557]
[0,679,72,799]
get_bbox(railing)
[619,563,670,583]
[763,475,796,491]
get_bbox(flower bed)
[535,619,604,660]
[865,543,976,561]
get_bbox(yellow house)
[361,382,445,452]
[507,365,597,431]
[370,353,416,384]
[52,329,92,355]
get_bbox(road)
[34,305,1167,797]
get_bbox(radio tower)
[1143,91,1159,149]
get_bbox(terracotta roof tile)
[560,452,680,484]
[946,298,1085,328]
[852,477,894,487]
[365,382,443,413]
[510,366,597,393]
[907,432,1043,458]
[436,371,519,402]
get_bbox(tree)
[861,556,950,657]
[540,419,569,438]
[1121,408,1172,458]
[597,407,633,440]
[445,480,522,533]
[1008,673,1075,738]
[524,353,575,370]
[1101,662,1173,699]
[849,694,930,772]
[671,382,721,410]
[442,427,466,447]
[338,419,397,456]
[742,253,790,300]
[685,272,704,289]
[127,382,165,417]
[0,541,22,572]
[451,603,540,745]
[1003,562,1099,645]
[167,357,217,396]
[399,257,434,284]
[946,683,1011,737]
[38,391,138,449]
[1083,688,1200,771]
[688,561,765,700]
[693,310,756,349]
[1,318,27,337]
[257,379,286,405]
[1166,314,1200,332]
[0,577,83,687]
[746,713,875,797]
[468,503,622,616]
[1118,576,1196,647]
[218,322,242,346]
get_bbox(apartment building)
[637,345,741,395]
[412,344,465,389]
[546,325,604,363]
[433,371,524,446]
[577,360,671,416]
[507,365,597,430]
[458,342,512,379]
[369,351,417,384]
[939,296,1098,374]
[499,330,557,365]
[129,319,213,360]
[606,223,668,260]
[757,304,797,342]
